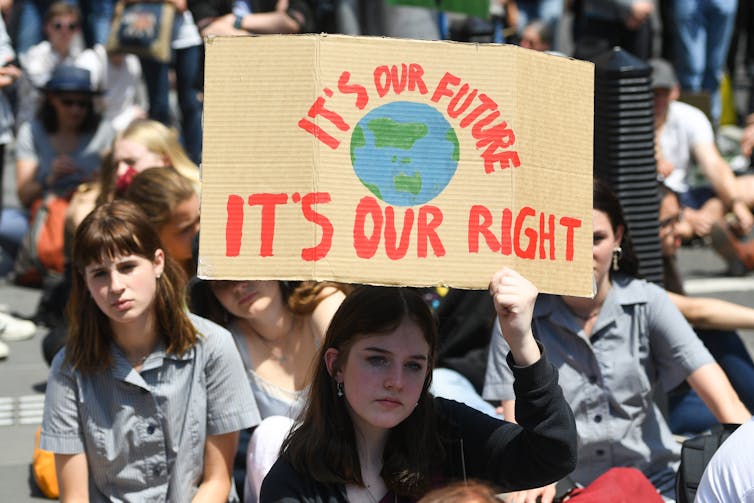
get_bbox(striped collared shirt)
[41,314,260,502]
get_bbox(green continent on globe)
[363,181,382,199]
[394,172,422,195]
[367,118,428,149]
[446,128,460,161]
[351,126,366,165]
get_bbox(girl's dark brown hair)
[593,177,640,277]
[281,285,441,498]
[66,200,197,373]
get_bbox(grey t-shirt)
[483,274,714,498]
[15,119,114,197]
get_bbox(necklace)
[257,316,297,363]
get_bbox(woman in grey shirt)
[483,179,751,501]
[41,200,260,502]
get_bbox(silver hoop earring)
[336,381,344,397]
[612,246,622,272]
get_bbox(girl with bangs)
[41,200,259,502]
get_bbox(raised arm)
[309,286,346,341]
[489,267,540,366]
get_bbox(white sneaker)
[0,312,37,341]
[0,339,8,359]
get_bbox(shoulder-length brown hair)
[281,285,442,498]
[66,200,197,373]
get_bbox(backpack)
[675,423,741,503]
[12,195,70,286]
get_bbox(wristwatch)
[233,14,244,30]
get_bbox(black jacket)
[259,348,577,502]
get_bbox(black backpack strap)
[676,423,741,503]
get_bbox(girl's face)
[158,193,200,265]
[45,13,80,51]
[50,92,91,128]
[84,250,164,327]
[326,318,430,436]
[593,209,623,290]
[113,138,169,181]
[209,280,283,320]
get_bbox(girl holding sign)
[259,270,577,502]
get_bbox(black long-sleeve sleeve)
[435,346,577,491]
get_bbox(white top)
[172,10,202,50]
[16,35,98,128]
[79,45,146,132]
[695,416,754,503]
[660,100,715,194]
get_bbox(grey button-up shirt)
[41,314,260,502]
[483,275,713,497]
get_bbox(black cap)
[650,58,677,90]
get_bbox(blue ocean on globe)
[350,101,460,207]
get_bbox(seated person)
[659,183,754,434]
[483,179,751,501]
[0,64,113,282]
[260,272,577,501]
[652,58,754,244]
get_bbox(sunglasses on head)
[59,98,90,108]
[51,21,78,31]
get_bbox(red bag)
[559,468,664,502]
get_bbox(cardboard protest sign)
[199,34,594,296]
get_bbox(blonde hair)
[99,119,200,203]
